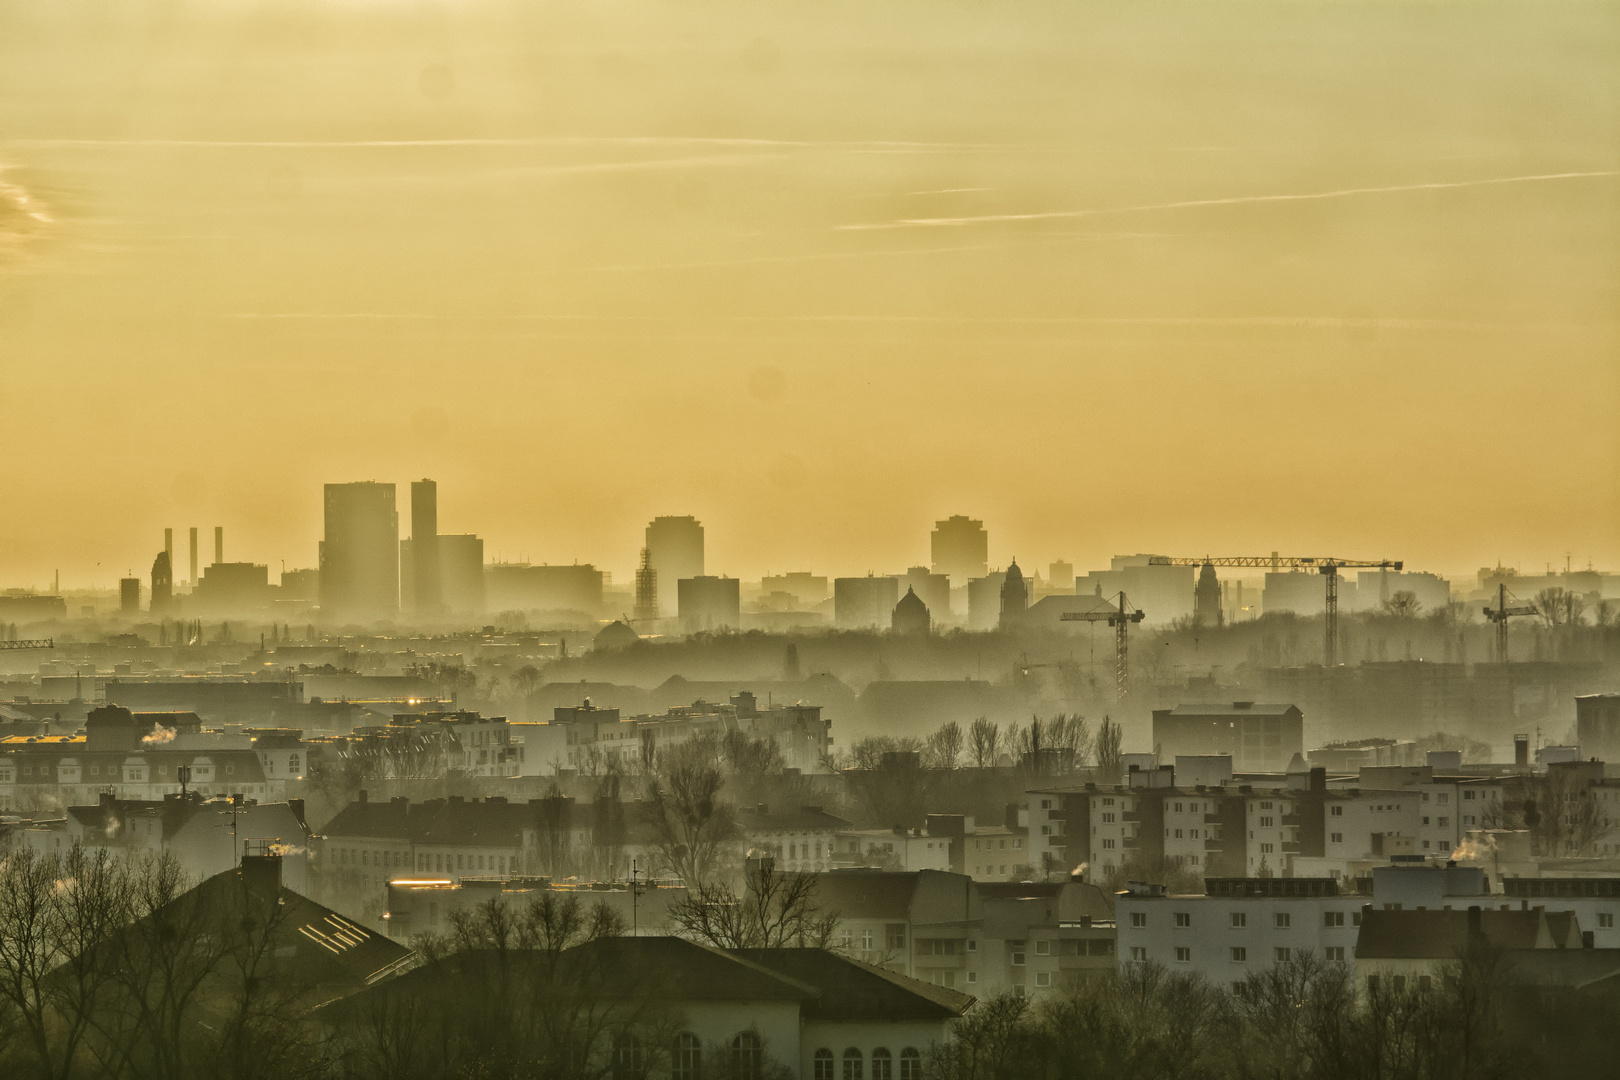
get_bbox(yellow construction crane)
[1148,555,1401,667]
[0,638,53,651]
[1060,592,1145,702]
[1483,583,1537,664]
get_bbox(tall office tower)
[120,578,141,614]
[150,551,173,615]
[214,526,224,565]
[645,516,704,616]
[410,479,442,615]
[633,547,657,623]
[189,527,199,586]
[321,482,400,624]
[931,515,988,586]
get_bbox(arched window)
[843,1047,864,1080]
[731,1031,762,1080]
[813,1048,835,1080]
[612,1033,644,1079]
[900,1048,922,1080]
[872,1047,892,1080]
[672,1033,702,1080]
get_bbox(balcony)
[1281,814,1302,827]
[1204,813,1223,825]
[1205,837,1223,850]
[1122,837,1140,849]
[1123,810,1142,822]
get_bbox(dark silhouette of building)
[901,566,950,621]
[119,577,141,614]
[1194,561,1223,628]
[1577,694,1620,762]
[999,559,1028,627]
[188,526,199,587]
[214,525,223,565]
[645,516,704,616]
[402,532,484,616]
[410,479,442,616]
[891,586,931,635]
[834,575,899,629]
[1048,559,1075,591]
[931,515,988,586]
[967,571,1006,630]
[1151,702,1305,772]
[485,563,603,617]
[634,547,657,622]
[321,482,399,624]
[150,551,173,615]
[194,562,272,615]
[678,575,740,633]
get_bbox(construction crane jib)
[1482,583,1537,665]
[1147,555,1402,668]
[1060,593,1145,703]
[0,639,54,651]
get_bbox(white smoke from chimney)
[140,725,177,745]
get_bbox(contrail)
[837,170,1620,231]
[2,136,1008,151]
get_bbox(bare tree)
[667,862,838,950]
[925,721,964,770]
[643,737,739,886]
[1095,717,1124,785]
[968,717,1001,769]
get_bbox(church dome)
[593,620,640,651]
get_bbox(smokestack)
[164,528,173,566]
[189,527,199,585]
[1514,734,1529,767]
[214,526,223,565]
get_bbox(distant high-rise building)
[901,566,951,621]
[189,527,199,587]
[150,551,173,615]
[634,548,658,623]
[1048,560,1075,592]
[967,571,1006,630]
[120,577,141,614]
[1000,560,1029,627]
[1194,562,1223,628]
[760,572,830,606]
[194,563,273,615]
[410,479,442,616]
[321,482,399,623]
[891,586,931,635]
[931,515,988,587]
[214,526,223,566]
[678,575,740,633]
[485,563,603,616]
[402,532,484,616]
[834,575,899,629]
[646,516,704,616]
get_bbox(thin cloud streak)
[837,170,1620,231]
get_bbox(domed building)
[1194,561,1224,628]
[891,585,932,635]
[999,559,1029,627]
[593,619,641,652]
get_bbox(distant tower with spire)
[1000,559,1029,628]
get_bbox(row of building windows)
[1133,910,1359,929]
[811,1046,923,1080]
[1132,945,1348,964]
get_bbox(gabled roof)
[1356,908,1570,960]
[572,937,818,1002]
[734,948,973,1020]
[737,805,854,832]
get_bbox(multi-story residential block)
[1115,877,1366,990]
[736,803,852,873]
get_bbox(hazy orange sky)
[1,0,1615,591]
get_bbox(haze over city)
[1,3,1618,1080]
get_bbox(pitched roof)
[812,871,921,920]
[737,805,854,832]
[733,948,973,1020]
[567,937,818,1002]
[1355,908,1568,960]
[1158,703,1299,718]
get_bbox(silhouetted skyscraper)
[150,551,173,615]
[189,527,199,587]
[1194,561,1223,628]
[931,515,988,585]
[120,577,141,614]
[411,479,442,615]
[214,526,223,566]
[321,482,399,623]
[646,516,704,616]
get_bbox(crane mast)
[1148,555,1401,667]
[1060,592,1145,702]
[1483,583,1537,664]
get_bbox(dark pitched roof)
[737,805,854,832]
[1355,908,1565,960]
[733,948,972,1021]
[812,871,921,920]
[575,937,817,1001]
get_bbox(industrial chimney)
[214,526,224,566]
[1514,734,1529,767]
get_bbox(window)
[1331,832,1343,844]
[1102,839,1116,850]
[1011,951,1025,966]
[862,930,874,952]
[1275,947,1291,962]
[1331,805,1343,817]
[1260,801,1273,810]
[673,1034,704,1080]
[1324,911,1345,928]
[1101,812,1116,824]
[1230,912,1247,928]
[887,924,907,950]
[731,1033,762,1080]
[1418,975,1432,992]
[843,1047,864,1080]
[1600,913,1615,928]
[1035,940,1051,955]
[900,1048,922,1080]
[967,939,977,952]
[1275,913,1291,928]
[967,971,977,984]
[1130,912,1146,928]
[1325,946,1345,962]
[1174,947,1191,963]
[1041,799,1052,810]
[611,1034,644,1079]
[1174,912,1191,927]
[1260,817,1274,828]
[1129,946,1147,962]
[871,1048,892,1080]
[1260,843,1274,854]
[1230,947,1247,962]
